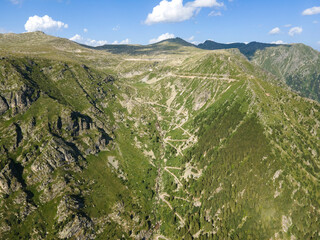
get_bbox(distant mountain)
[198,40,281,59]
[198,40,246,50]
[154,37,195,47]
[94,37,196,55]
[251,43,320,102]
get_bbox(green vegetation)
[0,32,319,239]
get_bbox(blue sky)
[0,0,320,49]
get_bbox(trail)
[164,167,183,188]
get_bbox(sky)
[0,0,320,49]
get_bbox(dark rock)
[0,96,9,115]
[0,162,22,195]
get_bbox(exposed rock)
[0,96,8,115]
[0,162,22,196]
[58,215,94,240]
[56,195,85,223]
[3,85,40,116]
[39,178,68,203]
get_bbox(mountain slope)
[0,33,319,239]
[94,37,196,55]
[251,43,320,102]
[197,40,281,59]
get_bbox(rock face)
[1,85,40,116]
[0,96,8,115]
[0,55,117,239]
[58,215,94,240]
[0,162,22,196]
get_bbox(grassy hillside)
[0,33,319,239]
[251,43,320,102]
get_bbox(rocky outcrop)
[0,162,22,196]
[0,96,8,115]
[58,215,94,240]
[29,137,82,184]
[56,195,85,223]
[1,85,40,116]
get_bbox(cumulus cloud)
[271,40,286,44]
[302,6,320,16]
[25,15,68,32]
[288,27,303,36]
[69,34,108,47]
[149,33,175,44]
[145,0,223,24]
[83,28,88,33]
[269,27,280,35]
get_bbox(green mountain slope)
[251,43,320,102]
[0,33,319,239]
[197,40,281,59]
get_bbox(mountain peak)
[154,37,195,47]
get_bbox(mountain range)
[0,32,319,239]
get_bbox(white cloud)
[83,28,88,33]
[87,39,108,46]
[302,6,320,16]
[145,0,223,24]
[190,0,223,8]
[69,34,108,47]
[288,26,303,36]
[188,36,195,41]
[25,15,68,32]
[271,40,286,44]
[70,34,82,41]
[149,33,175,44]
[313,20,318,24]
[113,38,131,45]
[120,38,130,44]
[209,10,222,16]
[269,27,280,35]
[284,24,292,28]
